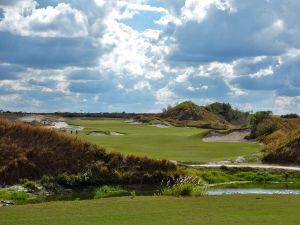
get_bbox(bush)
[281,114,299,119]
[162,183,206,197]
[21,179,39,192]
[0,190,30,201]
[250,111,273,126]
[200,171,232,184]
[255,122,279,137]
[10,191,30,200]
[94,185,128,199]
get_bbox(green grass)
[0,190,30,201]
[68,119,261,162]
[94,185,128,198]
[1,195,300,225]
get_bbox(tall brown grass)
[0,119,178,185]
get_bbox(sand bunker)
[203,129,252,143]
[125,119,143,125]
[45,122,83,131]
[19,115,44,123]
[89,131,124,136]
[150,123,170,128]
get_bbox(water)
[208,188,300,195]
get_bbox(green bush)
[255,122,279,137]
[0,190,30,201]
[200,171,232,184]
[10,191,30,200]
[162,183,206,197]
[94,185,128,199]
[21,179,39,192]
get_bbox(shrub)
[250,111,273,126]
[10,191,30,200]
[21,179,39,192]
[162,183,206,197]
[0,190,30,201]
[94,185,128,199]
[200,171,232,184]
[255,122,279,137]
[281,114,299,119]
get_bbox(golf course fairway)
[1,195,300,225]
[69,119,261,162]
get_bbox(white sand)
[90,131,124,136]
[203,129,251,143]
[150,122,171,128]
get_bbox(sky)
[0,0,299,114]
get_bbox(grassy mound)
[251,115,300,141]
[0,119,178,186]
[161,101,230,129]
[263,129,300,165]
[248,114,300,165]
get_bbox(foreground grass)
[68,119,260,162]
[1,196,300,225]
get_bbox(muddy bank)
[203,129,252,143]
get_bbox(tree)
[250,111,273,126]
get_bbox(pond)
[207,188,300,195]
[207,182,300,195]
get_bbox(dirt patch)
[203,129,252,143]
[89,131,124,136]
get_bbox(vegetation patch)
[94,185,128,198]
[0,119,179,187]
[0,189,30,201]
[161,183,206,197]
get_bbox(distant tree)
[280,113,299,119]
[250,111,273,126]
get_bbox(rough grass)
[263,129,300,164]
[0,119,177,185]
[69,119,261,163]
[1,196,300,225]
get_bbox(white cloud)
[133,81,151,90]
[0,3,88,38]
[155,87,175,102]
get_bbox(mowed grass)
[1,195,300,225]
[68,119,261,162]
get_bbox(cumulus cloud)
[0,2,88,38]
[164,0,300,63]
[0,0,299,114]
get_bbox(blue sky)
[0,0,299,114]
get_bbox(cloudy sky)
[0,0,299,114]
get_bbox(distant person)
[76,130,78,135]
[71,130,73,134]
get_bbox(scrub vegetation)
[0,119,179,187]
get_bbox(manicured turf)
[68,119,261,162]
[1,195,300,225]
